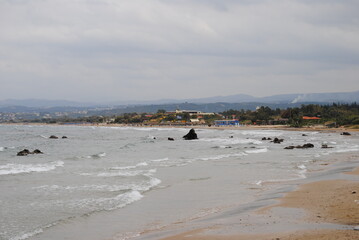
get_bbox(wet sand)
[158,166,359,240]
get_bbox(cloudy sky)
[1,0,358,102]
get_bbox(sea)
[0,124,358,240]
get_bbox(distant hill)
[0,90,358,112]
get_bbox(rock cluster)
[17,149,43,156]
[49,135,68,139]
[272,137,284,144]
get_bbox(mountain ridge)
[1,90,358,108]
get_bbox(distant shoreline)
[2,122,359,133]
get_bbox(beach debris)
[284,143,315,149]
[341,132,351,136]
[17,149,43,156]
[183,128,198,140]
[271,137,284,144]
[49,135,59,139]
[168,137,174,141]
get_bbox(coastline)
[154,163,359,240]
[2,122,359,133]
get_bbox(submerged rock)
[17,149,31,156]
[272,138,284,144]
[17,149,43,156]
[321,144,333,149]
[284,143,315,150]
[33,149,43,154]
[183,128,198,140]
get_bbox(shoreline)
[154,163,359,240]
[1,122,359,133]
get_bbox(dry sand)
[159,168,359,240]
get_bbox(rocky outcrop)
[17,149,43,156]
[183,129,198,140]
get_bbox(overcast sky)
[0,0,358,102]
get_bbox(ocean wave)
[151,157,169,162]
[86,152,106,159]
[34,177,161,193]
[0,161,64,176]
[240,130,283,136]
[96,169,156,177]
[197,152,246,161]
[245,148,268,154]
[200,138,262,145]
[10,228,44,240]
[110,162,149,170]
[0,147,4,152]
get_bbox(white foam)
[151,157,169,162]
[10,228,43,240]
[97,169,156,177]
[245,148,268,154]
[70,190,144,211]
[0,147,4,152]
[0,161,64,175]
[197,152,246,161]
[200,138,262,145]
[34,177,161,193]
[240,130,283,136]
[110,162,149,170]
[87,152,106,159]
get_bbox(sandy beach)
[158,166,359,240]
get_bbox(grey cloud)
[0,0,358,102]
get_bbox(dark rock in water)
[302,134,308,136]
[168,137,174,141]
[272,137,284,144]
[229,136,233,138]
[49,135,58,139]
[183,128,198,140]
[321,144,333,149]
[267,137,272,140]
[17,149,31,156]
[284,143,314,149]
[302,143,314,148]
[341,132,351,136]
[62,136,68,139]
[262,137,267,140]
[32,149,43,154]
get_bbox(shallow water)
[0,125,358,240]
